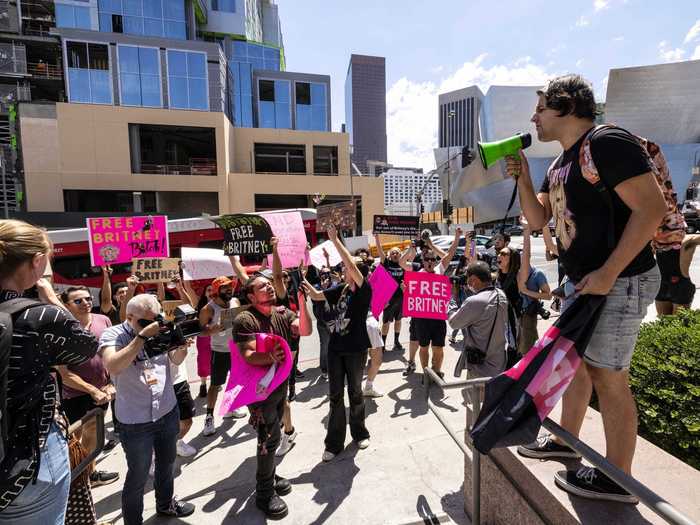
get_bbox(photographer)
[448,261,508,378]
[0,220,98,525]
[99,294,194,524]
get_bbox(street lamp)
[445,109,456,233]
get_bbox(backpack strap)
[0,298,42,317]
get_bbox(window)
[66,41,112,104]
[254,143,305,174]
[212,0,235,12]
[98,0,185,39]
[118,45,161,107]
[230,41,280,71]
[313,146,338,175]
[295,81,327,131]
[257,79,290,129]
[167,50,208,110]
[55,4,91,29]
[129,124,216,175]
[230,61,253,127]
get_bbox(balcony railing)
[140,159,217,176]
[0,43,27,76]
[27,61,62,80]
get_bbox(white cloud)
[386,56,555,171]
[575,15,590,27]
[692,45,700,60]
[613,36,624,42]
[684,19,700,44]
[576,58,585,67]
[430,65,444,74]
[658,40,685,62]
[593,0,609,11]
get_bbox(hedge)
[631,308,700,470]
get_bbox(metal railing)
[422,367,697,525]
[68,407,106,481]
[140,161,217,176]
[27,61,62,80]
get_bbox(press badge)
[143,361,158,386]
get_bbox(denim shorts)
[564,267,660,370]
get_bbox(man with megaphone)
[504,74,666,504]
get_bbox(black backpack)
[0,298,40,465]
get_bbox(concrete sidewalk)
[93,328,472,525]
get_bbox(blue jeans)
[0,423,70,525]
[116,407,179,525]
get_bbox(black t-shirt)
[382,259,404,302]
[539,127,656,281]
[323,280,372,354]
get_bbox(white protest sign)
[344,235,369,254]
[308,240,341,269]
[180,247,233,281]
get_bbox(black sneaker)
[198,383,207,398]
[517,434,581,459]
[102,438,118,453]
[156,498,196,517]
[288,384,296,402]
[402,361,416,377]
[89,470,119,487]
[274,475,292,496]
[256,494,288,519]
[294,368,305,379]
[554,467,639,504]
[392,342,404,352]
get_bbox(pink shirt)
[62,314,112,399]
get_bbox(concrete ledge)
[463,403,700,524]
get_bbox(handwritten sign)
[316,201,356,233]
[87,215,169,266]
[219,333,293,415]
[308,240,341,270]
[161,300,184,321]
[261,212,309,269]
[132,258,180,283]
[210,214,273,256]
[180,247,233,281]
[373,215,420,237]
[402,271,451,320]
[368,264,399,320]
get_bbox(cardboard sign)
[308,240,342,270]
[180,247,233,281]
[219,333,293,415]
[368,264,399,320]
[161,300,184,321]
[402,271,451,320]
[316,201,356,233]
[87,215,169,266]
[219,305,250,330]
[373,215,420,237]
[261,212,310,269]
[210,214,273,256]
[132,258,180,283]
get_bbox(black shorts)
[656,249,696,304]
[174,381,195,420]
[210,350,232,387]
[382,294,403,323]
[415,318,447,347]
[409,317,418,342]
[62,394,104,424]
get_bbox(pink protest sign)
[219,333,293,415]
[87,215,169,266]
[368,263,399,320]
[402,271,450,320]
[262,211,310,269]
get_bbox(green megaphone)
[477,132,532,169]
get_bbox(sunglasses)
[72,297,93,305]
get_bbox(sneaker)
[223,407,247,419]
[202,415,216,436]
[276,429,297,457]
[274,475,292,496]
[320,370,328,380]
[156,498,196,518]
[402,361,416,377]
[288,384,296,402]
[517,434,581,459]
[89,470,119,487]
[322,450,336,462]
[176,439,197,457]
[102,438,118,453]
[392,342,404,352]
[295,368,305,379]
[362,385,384,398]
[198,383,207,398]
[554,467,639,504]
[255,494,288,520]
[356,438,370,450]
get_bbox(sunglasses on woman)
[72,297,93,305]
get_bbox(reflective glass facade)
[98,0,186,39]
[118,45,161,107]
[212,0,236,12]
[167,50,208,110]
[66,41,112,104]
[257,79,290,129]
[231,41,280,72]
[56,3,92,29]
[230,62,253,127]
[295,82,327,131]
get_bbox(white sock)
[365,380,373,389]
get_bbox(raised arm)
[120,275,138,322]
[295,290,313,336]
[375,234,387,264]
[505,151,551,230]
[399,246,416,271]
[441,227,462,271]
[518,224,531,289]
[100,266,113,314]
[426,238,447,259]
[180,278,198,308]
[229,255,250,285]
[156,282,166,302]
[270,236,287,300]
[327,225,363,287]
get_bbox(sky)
[276,0,700,172]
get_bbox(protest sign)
[219,305,250,329]
[210,214,273,256]
[368,264,399,320]
[344,235,369,255]
[219,333,293,415]
[180,247,233,281]
[261,211,309,269]
[161,300,184,321]
[87,215,169,266]
[316,201,356,233]
[308,240,341,269]
[402,271,451,320]
[373,215,420,238]
[132,257,180,283]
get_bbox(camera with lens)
[449,273,468,286]
[536,301,550,320]
[138,304,201,358]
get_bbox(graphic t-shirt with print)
[382,259,405,303]
[539,127,656,281]
[324,280,372,354]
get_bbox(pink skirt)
[196,336,212,378]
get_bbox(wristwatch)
[137,333,149,341]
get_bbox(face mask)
[218,291,233,302]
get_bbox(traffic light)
[420,204,425,213]
[448,204,454,216]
